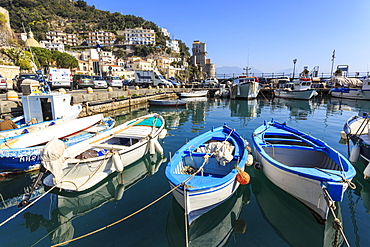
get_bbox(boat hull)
[330,88,370,100]
[230,82,260,99]
[274,89,318,100]
[148,99,186,106]
[179,91,208,98]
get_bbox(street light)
[292,59,297,79]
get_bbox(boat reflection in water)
[251,169,344,247]
[166,184,251,247]
[229,99,258,119]
[272,98,316,120]
[149,105,189,129]
[22,151,166,245]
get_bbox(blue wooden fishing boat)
[252,119,356,221]
[165,124,253,225]
[0,115,115,175]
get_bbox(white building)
[40,41,65,52]
[121,28,156,46]
[46,31,77,46]
[166,39,180,53]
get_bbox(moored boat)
[179,90,208,98]
[42,113,167,192]
[0,114,115,175]
[165,124,253,225]
[330,77,370,100]
[148,99,186,106]
[343,113,370,178]
[0,93,82,140]
[229,76,261,99]
[252,119,356,221]
[274,78,318,100]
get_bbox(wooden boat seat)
[90,144,128,150]
[115,126,153,138]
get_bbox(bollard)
[107,86,113,92]
[148,86,152,89]
[135,86,139,90]
[6,90,19,101]
[86,87,93,94]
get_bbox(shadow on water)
[249,168,344,247]
[21,151,166,246]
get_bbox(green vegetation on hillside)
[0,0,190,57]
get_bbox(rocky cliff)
[0,7,15,47]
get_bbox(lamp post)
[292,59,297,79]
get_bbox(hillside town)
[0,6,216,88]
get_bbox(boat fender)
[49,121,56,126]
[339,131,348,140]
[22,129,29,134]
[349,145,360,163]
[115,184,125,201]
[254,162,262,170]
[357,89,362,95]
[113,151,124,172]
[246,154,253,166]
[154,139,164,155]
[364,162,370,179]
[236,167,250,185]
[149,138,156,155]
[158,129,167,139]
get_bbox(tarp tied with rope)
[197,140,234,166]
[41,137,66,183]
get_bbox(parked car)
[14,73,38,92]
[122,79,135,86]
[104,76,122,88]
[0,75,8,93]
[72,74,94,89]
[92,76,108,89]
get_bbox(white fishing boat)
[343,113,370,178]
[42,113,167,192]
[252,119,356,221]
[179,90,208,98]
[274,78,318,100]
[330,77,370,100]
[229,76,261,99]
[0,93,82,140]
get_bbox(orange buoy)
[236,167,250,185]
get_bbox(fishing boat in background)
[0,114,115,175]
[330,77,370,100]
[229,76,261,100]
[148,99,186,107]
[179,90,208,98]
[274,78,318,100]
[1,93,82,140]
[165,124,253,225]
[42,113,167,192]
[252,119,356,221]
[343,112,370,178]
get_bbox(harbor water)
[1,96,370,247]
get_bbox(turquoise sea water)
[1,96,370,247]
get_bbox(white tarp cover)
[204,141,234,166]
[331,77,362,87]
[41,136,66,182]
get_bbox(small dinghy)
[252,119,356,221]
[179,90,208,98]
[42,113,167,192]
[165,124,253,225]
[148,99,186,107]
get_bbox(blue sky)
[85,0,370,74]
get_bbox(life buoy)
[113,151,124,172]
